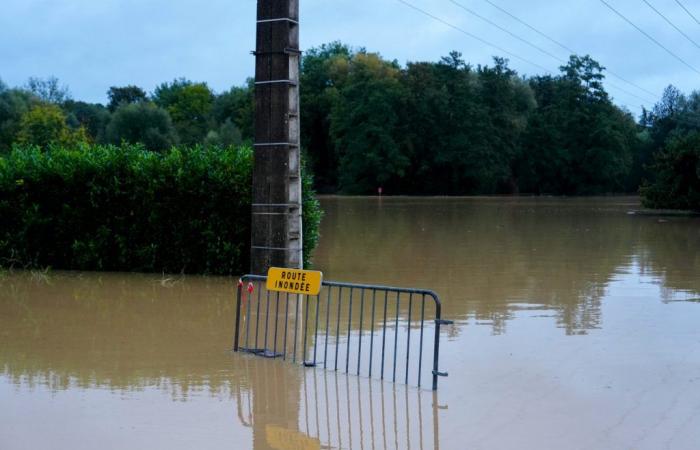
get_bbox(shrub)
[0,144,322,274]
[641,131,700,212]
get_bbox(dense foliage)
[0,144,322,274]
[300,45,646,195]
[638,87,700,211]
[1,41,699,208]
[640,132,700,211]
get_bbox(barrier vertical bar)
[244,282,252,349]
[405,293,413,384]
[263,290,271,353]
[357,289,365,376]
[303,294,310,364]
[380,290,389,380]
[313,293,321,365]
[273,292,280,356]
[283,293,290,359]
[432,296,442,391]
[335,287,343,371]
[345,288,354,373]
[254,283,262,351]
[324,286,331,369]
[293,293,300,363]
[393,292,400,383]
[417,294,426,387]
[369,289,377,377]
[233,281,243,351]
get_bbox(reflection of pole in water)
[233,357,443,449]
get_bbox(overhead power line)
[599,0,700,76]
[397,0,655,112]
[606,81,657,105]
[397,0,553,74]
[675,0,700,26]
[448,0,565,63]
[642,0,700,50]
[476,0,658,102]
[480,0,576,54]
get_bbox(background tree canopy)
[1,42,698,208]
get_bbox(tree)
[330,52,409,194]
[212,80,254,142]
[560,55,607,102]
[641,131,700,211]
[153,79,214,145]
[25,76,71,104]
[300,42,353,191]
[106,102,177,151]
[646,86,699,149]
[402,53,481,194]
[16,104,87,148]
[107,86,147,112]
[0,89,39,153]
[204,119,243,147]
[521,56,636,194]
[475,58,536,193]
[63,100,111,143]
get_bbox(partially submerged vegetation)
[640,131,699,212]
[0,144,321,274]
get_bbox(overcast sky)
[1,0,699,116]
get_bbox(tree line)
[299,43,698,205]
[0,76,253,153]
[1,41,698,209]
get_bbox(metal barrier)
[233,275,453,390]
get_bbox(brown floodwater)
[1,196,699,449]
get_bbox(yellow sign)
[266,425,320,450]
[267,267,323,296]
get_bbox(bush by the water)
[0,144,321,274]
[641,131,700,212]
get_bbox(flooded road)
[1,197,700,449]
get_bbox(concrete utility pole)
[251,0,303,274]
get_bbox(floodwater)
[1,197,699,450]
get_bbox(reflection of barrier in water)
[233,275,453,390]
[234,358,443,450]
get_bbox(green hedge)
[0,144,322,274]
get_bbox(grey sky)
[1,0,699,116]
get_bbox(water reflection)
[234,357,442,450]
[0,272,238,394]
[315,197,700,334]
[1,198,699,449]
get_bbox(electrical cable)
[478,0,659,100]
[448,0,565,63]
[399,0,656,112]
[642,0,700,50]
[397,0,553,73]
[480,0,576,54]
[675,0,700,26]
[599,0,700,75]
[449,0,657,104]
